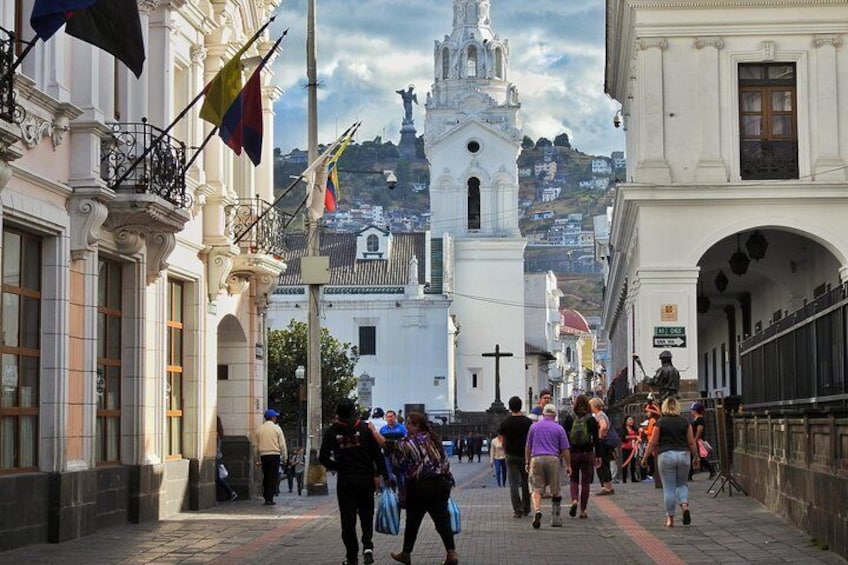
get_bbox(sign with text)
[660,304,678,321]
[654,326,685,336]
[653,335,687,348]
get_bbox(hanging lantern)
[714,270,729,293]
[729,234,750,276]
[745,230,769,261]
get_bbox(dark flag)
[31,0,146,78]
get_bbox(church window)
[0,228,41,472]
[442,48,450,80]
[467,140,480,154]
[472,373,478,388]
[359,326,376,356]
[366,234,379,253]
[466,45,478,78]
[738,63,797,180]
[467,177,481,230]
[494,48,503,79]
[566,346,572,362]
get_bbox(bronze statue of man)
[646,350,680,401]
[396,85,418,124]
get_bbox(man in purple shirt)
[524,404,572,529]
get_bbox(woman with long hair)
[373,412,458,565]
[589,397,615,495]
[641,397,700,527]
[561,394,600,519]
[620,416,639,483]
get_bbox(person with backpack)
[319,400,388,565]
[561,394,600,519]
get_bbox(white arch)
[687,217,848,267]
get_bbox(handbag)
[697,439,712,459]
[603,425,621,448]
[447,497,461,535]
[375,487,401,536]
[217,463,228,479]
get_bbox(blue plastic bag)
[447,497,461,535]
[375,487,400,535]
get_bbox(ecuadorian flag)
[199,43,253,128]
[324,133,352,212]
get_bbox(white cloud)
[271,0,624,156]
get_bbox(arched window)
[366,234,379,252]
[494,48,503,79]
[566,346,572,362]
[467,177,481,230]
[466,45,477,78]
[442,48,450,80]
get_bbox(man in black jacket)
[320,399,388,565]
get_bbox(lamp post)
[295,365,306,448]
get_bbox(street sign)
[653,336,687,348]
[654,326,685,336]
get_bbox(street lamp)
[295,365,306,448]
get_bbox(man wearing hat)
[524,403,572,529]
[255,408,288,505]
[646,351,681,401]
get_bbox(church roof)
[560,308,591,334]
[277,232,426,287]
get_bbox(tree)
[521,135,535,149]
[267,319,360,431]
[554,133,571,148]
[535,137,552,148]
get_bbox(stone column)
[694,37,727,182]
[812,35,845,180]
[635,38,671,184]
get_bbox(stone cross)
[482,344,513,413]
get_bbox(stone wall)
[733,411,848,559]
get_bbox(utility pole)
[304,0,328,496]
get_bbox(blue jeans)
[493,458,507,487]
[657,450,691,517]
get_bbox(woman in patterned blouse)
[373,411,458,565]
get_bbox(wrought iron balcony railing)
[1,27,16,123]
[740,139,799,180]
[227,196,290,258]
[101,119,190,208]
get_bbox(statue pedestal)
[399,122,417,160]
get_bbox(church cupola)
[434,0,509,82]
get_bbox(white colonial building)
[0,0,283,548]
[524,272,562,405]
[425,0,526,412]
[602,1,848,399]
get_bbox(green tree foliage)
[553,133,571,148]
[267,320,359,430]
[535,137,552,148]
[521,135,535,149]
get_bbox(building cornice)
[627,0,845,8]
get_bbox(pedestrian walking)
[641,397,700,528]
[489,433,506,487]
[319,400,388,565]
[688,402,716,480]
[589,398,615,496]
[620,416,639,483]
[456,436,466,463]
[525,403,572,528]
[561,394,599,519]
[528,389,552,421]
[497,396,533,518]
[373,412,459,565]
[254,409,287,506]
[379,410,408,497]
[474,434,483,462]
[216,417,237,501]
[286,447,306,495]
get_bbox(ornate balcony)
[101,118,190,208]
[740,140,799,180]
[1,27,14,124]
[227,196,290,258]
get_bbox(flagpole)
[9,38,37,74]
[111,18,281,188]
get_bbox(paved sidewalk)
[2,461,844,564]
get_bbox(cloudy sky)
[270,0,624,157]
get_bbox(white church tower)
[425,0,526,413]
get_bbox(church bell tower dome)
[436,0,508,82]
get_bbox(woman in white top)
[489,433,506,487]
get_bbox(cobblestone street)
[3,459,844,564]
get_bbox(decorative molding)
[637,38,668,51]
[628,0,844,6]
[206,245,237,301]
[68,198,109,260]
[114,229,145,255]
[226,272,251,295]
[812,35,843,48]
[761,40,775,61]
[694,37,725,50]
[0,159,14,193]
[253,272,278,314]
[146,232,177,284]
[190,45,208,64]
[137,0,159,15]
